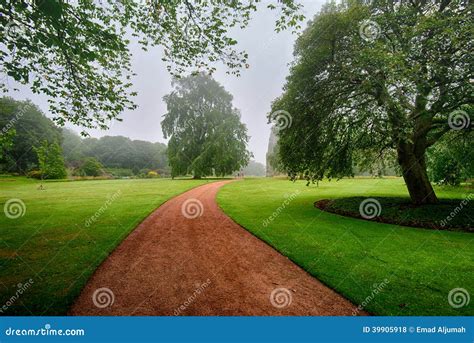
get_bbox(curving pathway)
[70,180,364,316]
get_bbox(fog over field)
[7,1,324,165]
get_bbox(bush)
[106,168,134,177]
[155,168,171,177]
[427,132,473,186]
[78,157,103,177]
[27,170,43,179]
[428,157,464,186]
[147,171,159,178]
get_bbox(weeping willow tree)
[162,74,251,178]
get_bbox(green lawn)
[217,177,473,316]
[0,176,208,315]
[317,196,473,231]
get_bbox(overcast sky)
[8,1,324,165]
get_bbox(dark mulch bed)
[315,196,473,233]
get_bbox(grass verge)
[0,177,208,315]
[217,177,473,316]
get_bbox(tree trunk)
[397,145,438,205]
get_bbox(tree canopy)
[35,140,67,179]
[0,97,62,173]
[427,130,473,186]
[162,73,251,178]
[1,0,303,133]
[61,129,169,174]
[271,0,473,204]
[242,160,266,177]
[77,157,104,177]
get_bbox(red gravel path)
[70,180,364,316]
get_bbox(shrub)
[78,157,103,177]
[147,171,159,178]
[106,168,134,177]
[27,170,43,179]
[427,132,473,186]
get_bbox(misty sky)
[7,1,325,165]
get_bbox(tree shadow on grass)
[315,196,473,233]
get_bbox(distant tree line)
[62,129,169,177]
[242,160,266,177]
[1,96,259,179]
[0,97,169,178]
[0,97,62,174]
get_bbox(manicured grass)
[217,177,474,316]
[317,196,473,232]
[0,176,208,315]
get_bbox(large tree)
[0,127,15,161]
[162,73,251,178]
[242,160,266,177]
[0,97,62,173]
[1,0,303,133]
[35,140,67,179]
[272,0,472,204]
